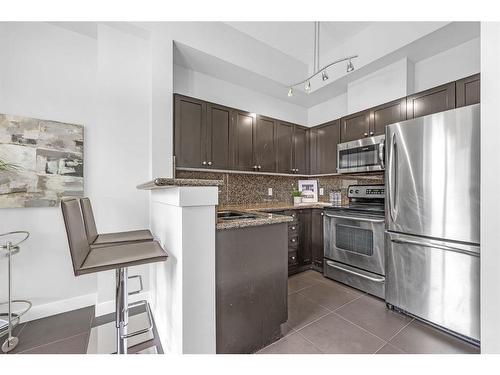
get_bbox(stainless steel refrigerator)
[385,104,480,343]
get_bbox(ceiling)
[225,21,373,65]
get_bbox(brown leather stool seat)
[80,197,154,248]
[61,198,167,354]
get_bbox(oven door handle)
[378,139,385,169]
[324,213,385,224]
[325,261,385,283]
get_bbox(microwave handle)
[378,139,385,169]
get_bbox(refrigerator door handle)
[387,132,397,222]
[390,237,480,257]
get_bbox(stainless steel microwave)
[337,135,385,174]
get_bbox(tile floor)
[257,270,480,354]
[0,304,162,354]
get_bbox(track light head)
[288,87,294,97]
[305,81,311,93]
[322,70,329,81]
[346,59,354,73]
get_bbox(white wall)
[480,22,500,354]
[307,93,347,127]
[0,22,152,320]
[347,58,413,114]
[174,64,307,125]
[414,37,480,93]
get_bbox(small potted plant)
[292,189,302,206]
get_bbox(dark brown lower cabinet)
[311,209,324,272]
[297,209,312,267]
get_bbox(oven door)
[337,135,385,174]
[324,210,385,275]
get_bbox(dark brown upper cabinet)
[230,110,256,171]
[370,98,407,136]
[276,121,294,173]
[293,126,308,174]
[206,103,231,169]
[254,116,276,172]
[174,95,207,168]
[406,82,456,119]
[456,73,480,108]
[340,109,371,143]
[310,120,340,174]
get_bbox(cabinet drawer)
[289,235,299,247]
[288,252,299,266]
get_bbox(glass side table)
[0,231,31,353]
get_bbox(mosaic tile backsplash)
[175,170,384,207]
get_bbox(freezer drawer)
[385,231,480,342]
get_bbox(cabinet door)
[317,120,340,174]
[406,82,456,119]
[456,73,480,108]
[311,209,324,271]
[174,95,207,168]
[207,103,231,169]
[231,111,256,171]
[370,98,406,136]
[255,116,276,172]
[340,110,371,143]
[275,122,294,173]
[309,128,320,175]
[297,209,312,266]
[293,126,308,174]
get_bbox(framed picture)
[298,179,318,203]
[0,114,84,208]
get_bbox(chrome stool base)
[1,336,18,353]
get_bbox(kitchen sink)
[217,211,257,221]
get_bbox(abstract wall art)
[0,114,84,208]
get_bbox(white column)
[148,186,218,354]
[480,21,500,353]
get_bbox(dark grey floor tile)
[300,270,325,281]
[375,343,405,354]
[298,313,385,354]
[299,282,361,311]
[8,305,94,354]
[20,332,89,354]
[286,293,330,330]
[257,333,322,354]
[317,277,364,296]
[288,273,318,294]
[336,294,412,340]
[389,320,480,354]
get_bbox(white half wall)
[174,64,307,125]
[307,93,347,127]
[0,22,152,320]
[480,22,500,354]
[414,37,480,93]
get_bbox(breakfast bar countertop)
[137,177,224,189]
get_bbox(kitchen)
[1,13,500,365]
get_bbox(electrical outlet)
[319,187,324,196]
[268,188,273,196]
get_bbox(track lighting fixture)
[322,70,329,81]
[346,59,354,73]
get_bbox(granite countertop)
[216,210,294,231]
[219,201,335,212]
[137,177,224,190]
[216,202,335,230]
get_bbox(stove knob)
[349,189,353,193]
[355,189,359,193]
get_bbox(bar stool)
[80,197,154,247]
[61,198,167,354]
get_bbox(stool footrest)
[127,275,143,296]
[120,300,153,339]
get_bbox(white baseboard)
[95,291,150,317]
[21,293,97,323]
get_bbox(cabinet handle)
[202,161,207,166]
[258,165,261,169]
[296,168,299,172]
[253,165,257,170]
[291,238,296,242]
[321,213,324,216]
[207,161,212,166]
[370,131,374,136]
[364,132,368,137]
[291,226,296,230]
[291,256,296,260]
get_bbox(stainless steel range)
[323,184,385,298]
